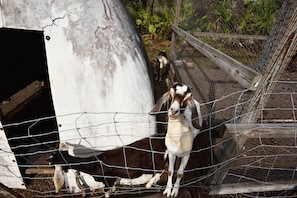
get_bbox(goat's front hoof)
[170,187,179,197]
[104,191,110,198]
[163,187,172,197]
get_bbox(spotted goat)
[48,136,167,197]
[150,82,203,197]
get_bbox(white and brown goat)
[154,50,169,82]
[150,82,203,197]
[48,136,167,197]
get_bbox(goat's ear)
[59,142,68,151]
[187,99,202,130]
[182,92,192,105]
[151,91,170,113]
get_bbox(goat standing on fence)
[154,50,169,82]
[150,82,203,197]
[48,136,167,197]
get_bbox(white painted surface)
[1,0,156,191]
[1,0,156,150]
[0,122,25,189]
[0,2,3,28]
[42,0,155,150]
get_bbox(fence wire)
[0,80,297,197]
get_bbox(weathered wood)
[224,123,297,138]
[240,0,297,124]
[260,119,297,123]
[166,63,180,87]
[25,167,54,175]
[192,31,268,40]
[172,24,262,91]
[0,80,45,122]
[209,181,297,195]
[210,1,297,188]
[169,0,182,61]
[0,182,22,198]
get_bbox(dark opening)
[0,28,59,186]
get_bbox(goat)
[48,136,167,197]
[53,164,104,196]
[150,82,203,197]
[154,50,169,82]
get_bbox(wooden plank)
[0,182,22,198]
[169,0,182,60]
[172,24,262,91]
[224,123,297,138]
[240,1,297,124]
[209,181,297,195]
[0,80,45,122]
[192,31,268,40]
[259,119,297,123]
[25,167,54,175]
[210,2,297,188]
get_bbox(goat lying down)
[48,136,167,197]
[52,143,105,196]
[150,82,203,197]
[53,164,105,196]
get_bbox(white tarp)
[1,0,156,151]
[0,122,25,189]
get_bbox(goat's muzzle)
[170,108,178,116]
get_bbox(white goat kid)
[151,82,202,197]
[53,165,105,196]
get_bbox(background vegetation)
[122,0,284,60]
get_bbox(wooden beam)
[172,24,262,91]
[170,0,182,60]
[224,123,297,138]
[192,31,268,40]
[209,181,297,195]
[25,167,54,175]
[240,1,297,124]
[259,119,297,123]
[0,80,45,122]
[0,182,22,198]
[210,2,297,188]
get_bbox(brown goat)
[48,135,167,196]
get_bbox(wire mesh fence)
[1,0,297,197]
[177,0,284,68]
[1,79,297,197]
[168,0,297,197]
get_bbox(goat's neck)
[168,113,186,122]
[167,114,190,135]
[58,151,99,174]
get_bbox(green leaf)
[148,24,156,34]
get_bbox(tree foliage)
[122,0,284,60]
[122,0,175,41]
[179,0,284,35]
